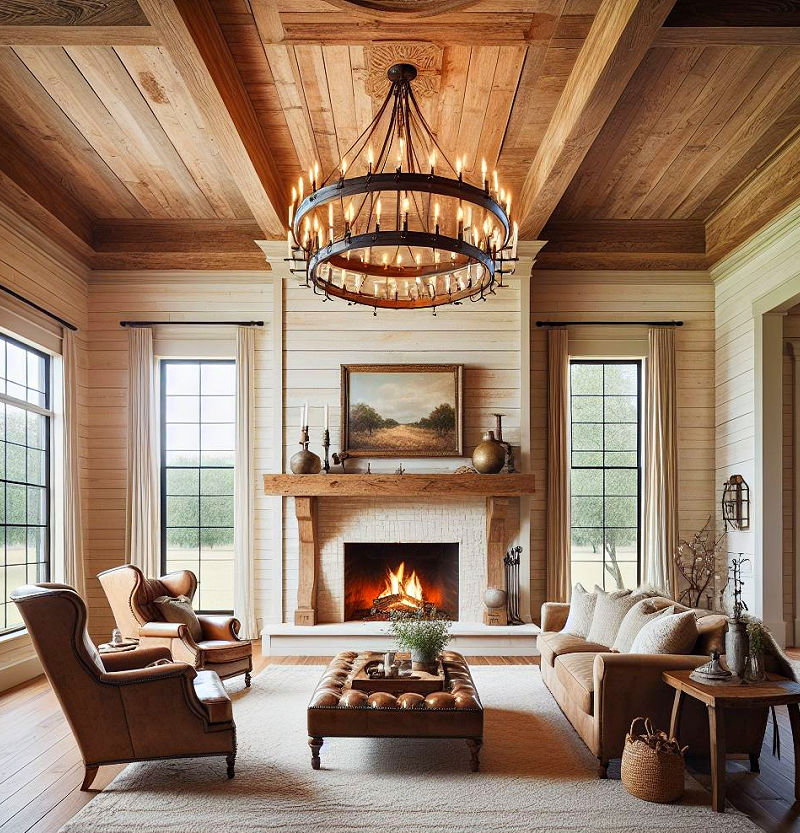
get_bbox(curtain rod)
[1,282,78,332]
[120,320,264,328]
[535,320,683,328]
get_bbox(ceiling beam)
[516,0,677,238]
[136,0,285,238]
[0,25,159,45]
[0,123,93,260]
[653,27,800,46]
[706,129,800,265]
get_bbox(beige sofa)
[537,600,768,777]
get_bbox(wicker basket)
[621,717,687,804]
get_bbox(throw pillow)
[629,609,699,655]
[586,586,638,648]
[612,599,675,653]
[153,595,202,643]
[560,583,597,638]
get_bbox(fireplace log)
[371,592,422,612]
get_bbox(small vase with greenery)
[389,608,452,672]
[744,618,767,683]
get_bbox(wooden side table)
[663,670,800,812]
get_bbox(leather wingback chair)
[11,583,236,790]
[98,564,253,686]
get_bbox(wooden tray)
[350,656,445,695]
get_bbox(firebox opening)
[344,542,459,621]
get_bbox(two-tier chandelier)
[286,63,518,313]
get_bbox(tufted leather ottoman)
[307,650,484,770]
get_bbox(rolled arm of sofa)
[541,602,570,632]
[197,614,242,641]
[139,621,188,640]
[593,652,706,761]
[100,645,172,672]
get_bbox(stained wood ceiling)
[0,0,798,270]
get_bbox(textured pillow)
[153,595,202,642]
[560,584,597,638]
[586,586,638,648]
[612,599,675,653]
[629,609,698,655]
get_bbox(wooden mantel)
[263,473,535,497]
[264,473,535,626]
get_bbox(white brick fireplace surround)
[261,475,540,656]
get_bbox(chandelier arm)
[407,88,458,177]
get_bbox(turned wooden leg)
[467,739,482,772]
[597,759,609,779]
[669,689,684,742]
[749,753,760,773]
[708,704,727,812]
[244,671,252,688]
[309,736,323,770]
[226,751,236,779]
[80,765,99,791]
[787,702,800,800]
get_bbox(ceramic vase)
[290,448,322,474]
[725,619,748,677]
[411,649,438,674]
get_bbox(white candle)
[303,402,308,428]
[324,404,329,430]
[299,405,304,429]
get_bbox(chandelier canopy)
[287,63,518,312]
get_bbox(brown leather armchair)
[98,565,253,686]
[11,583,236,791]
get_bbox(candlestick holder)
[322,428,330,473]
[290,426,322,474]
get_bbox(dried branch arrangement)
[628,718,688,757]
[673,516,726,608]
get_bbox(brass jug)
[472,430,506,474]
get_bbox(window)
[569,360,641,591]
[161,360,235,612]
[1,334,50,634]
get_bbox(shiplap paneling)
[0,201,89,690]
[530,270,716,619]
[280,278,524,621]
[84,274,274,639]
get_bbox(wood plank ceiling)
[0,0,799,269]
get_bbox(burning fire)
[376,562,423,610]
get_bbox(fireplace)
[344,542,459,621]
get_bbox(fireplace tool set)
[504,546,524,625]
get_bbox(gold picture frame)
[341,364,464,458]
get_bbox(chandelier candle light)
[286,63,518,313]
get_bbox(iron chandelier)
[286,63,518,313]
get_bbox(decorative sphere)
[290,448,322,474]
[483,587,507,609]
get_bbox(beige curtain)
[126,327,160,578]
[643,327,680,596]
[234,327,258,639]
[546,327,571,602]
[62,328,85,598]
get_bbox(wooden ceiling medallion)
[324,0,478,20]
[365,42,442,100]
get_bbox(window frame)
[0,332,52,636]
[159,358,236,614]
[568,358,643,591]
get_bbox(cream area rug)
[62,665,761,833]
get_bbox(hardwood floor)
[0,650,797,833]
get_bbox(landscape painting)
[341,364,463,457]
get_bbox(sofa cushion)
[561,583,597,638]
[538,631,609,668]
[555,653,597,715]
[612,599,675,653]
[629,609,698,654]
[586,586,639,648]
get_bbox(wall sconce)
[721,474,750,531]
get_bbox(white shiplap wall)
[85,274,275,638]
